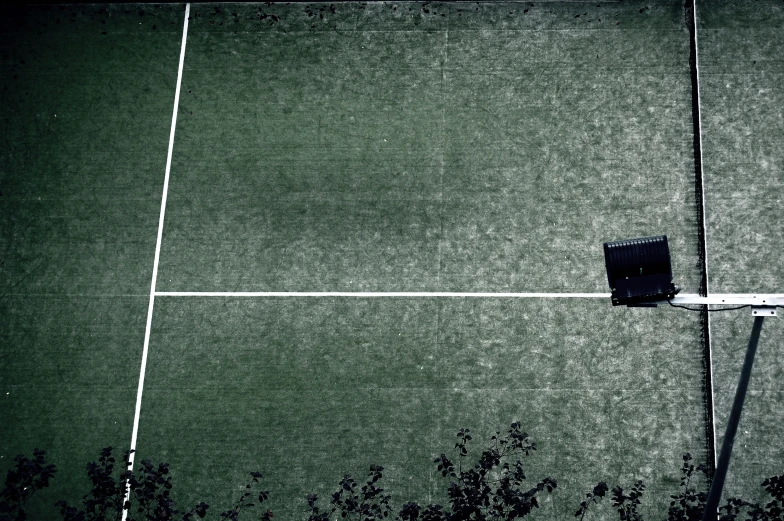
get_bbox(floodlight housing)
[603,235,678,306]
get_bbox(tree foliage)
[1,425,782,521]
[306,422,556,521]
[0,447,269,521]
[576,452,784,521]
[305,465,391,521]
[0,449,56,521]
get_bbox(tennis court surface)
[1,1,782,519]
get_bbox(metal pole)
[702,315,765,521]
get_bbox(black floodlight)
[603,235,678,306]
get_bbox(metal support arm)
[646,294,782,316]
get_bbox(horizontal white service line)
[152,292,783,305]
[155,291,611,298]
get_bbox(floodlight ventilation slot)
[604,235,679,307]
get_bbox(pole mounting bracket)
[752,306,777,317]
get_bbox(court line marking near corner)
[123,4,190,519]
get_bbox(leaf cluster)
[667,453,708,521]
[574,452,784,521]
[0,449,57,521]
[575,482,609,520]
[611,480,646,521]
[306,464,391,521]
[218,471,272,521]
[3,435,784,521]
[307,422,557,521]
[716,475,784,521]
[50,448,269,521]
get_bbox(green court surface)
[157,1,701,293]
[0,4,184,515]
[710,313,784,504]
[698,0,784,504]
[140,297,706,518]
[699,0,784,294]
[1,1,782,519]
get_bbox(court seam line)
[123,4,190,518]
[436,23,448,291]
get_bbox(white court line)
[693,0,708,286]
[691,0,717,467]
[156,291,612,298]
[123,4,190,520]
[154,291,782,301]
[711,293,784,298]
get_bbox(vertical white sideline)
[691,0,716,465]
[123,4,190,519]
